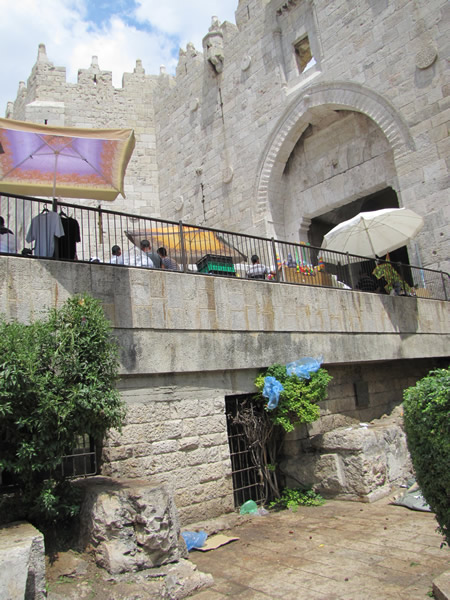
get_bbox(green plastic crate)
[196,254,236,275]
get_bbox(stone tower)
[5,0,449,272]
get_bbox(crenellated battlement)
[3,0,449,273]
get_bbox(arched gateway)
[254,82,416,244]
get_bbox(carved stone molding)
[415,45,437,69]
[223,166,234,183]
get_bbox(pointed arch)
[254,81,415,228]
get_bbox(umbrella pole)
[363,221,378,258]
[52,152,58,212]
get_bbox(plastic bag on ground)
[240,500,259,515]
[286,356,323,379]
[181,530,208,551]
[263,376,284,410]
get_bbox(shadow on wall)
[380,294,419,339]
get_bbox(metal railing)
[1,192,448,300]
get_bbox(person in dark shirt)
[0,216,16,253]
[157,247,178,271]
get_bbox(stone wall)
[154,0,449,271]
[6,1,449,272]
[102,359,444,522]
[1,255,448,522]
[282,111,397,243]
[8,45,161,218]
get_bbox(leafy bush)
[0,294,125,526]
[269,487,325,511]
[231,362,332,504]
[403,368,450,545]
[254,363,332,432]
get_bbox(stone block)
[283,417,413,501]
[76,477,186,574]
[433,570,450,600]
[283,452,347,496]
[0,521,45,600]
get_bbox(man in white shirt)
[110,245,123,264]
[123,239,155,268]
[138,239,155,268]
[246,254,274,280]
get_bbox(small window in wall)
[294,36,315,74]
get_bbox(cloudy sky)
[0,0,238,116]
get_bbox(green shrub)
[269,487,325,511]
[0,294,125,526]
[232,362,332,504]
[254,364,332,432]
[403,368,450,545]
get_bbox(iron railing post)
[271,237,279,282]
[346,252,355,289]
[179,221,187,272]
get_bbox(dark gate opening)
[0,434,97,491]
[310,187,414,287]
[225,394,264,508]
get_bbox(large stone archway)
[254,82,415,240]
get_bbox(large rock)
[0,521,45,600]
[282,418,413,501]
[76,477,187,574]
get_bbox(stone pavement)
[188,495,449,600]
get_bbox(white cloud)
[0,0,237,116]
[134,0,237,48]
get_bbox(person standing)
[246,254,275,279]
[157,247,178,271]
[137,239,155,268]
[110,245,123,264]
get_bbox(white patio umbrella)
[321,207,424,258]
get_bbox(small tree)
[403,367,450,545]
[0,294,125,525]
[232,363,332,503]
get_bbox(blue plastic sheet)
[286,356,323,380]
[181,530,208,551]
[263,376,284,410]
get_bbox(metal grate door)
[225,394,264,508]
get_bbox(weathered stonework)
[1,0,449,524]
[282,408,414,502]
[0,521,46,600]
[76,477,186,574]
[0,255,447,523]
